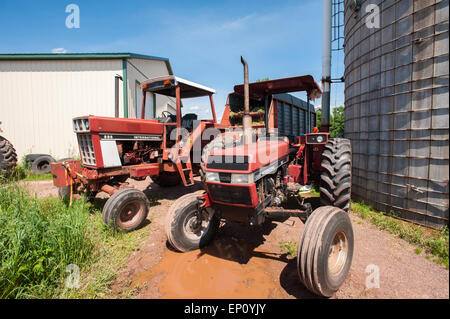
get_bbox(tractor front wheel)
[166,192,220,252]
[297,206,354,297]
[102,189,149,232]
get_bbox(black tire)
[297,206,354,297]
[0,136,17,174]
[58,185,71,201]
[320,138,352,212]
[151,172,181,187]
[102,188,149,232]
[165,191,220,252]
[31,155,55,175]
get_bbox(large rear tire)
[320,138,352,212]
[0,136,17,175]
[297,206,354,297]
[166,192,220,252]
[151,172,181,187]
[102,188,149,232]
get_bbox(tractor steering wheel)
[161,111,173,118]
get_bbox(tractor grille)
[206,155,249,171]
[77,134,96,166]
[208,184,252,206]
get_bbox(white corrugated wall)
[126,58,176,119]
[0,59,123,160]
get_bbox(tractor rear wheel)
[0,136,17,175]
[320,138,352,212]
[102,188,149,232]
[166,191,220,252]
[151,172,181,187]
[297,206,354,297]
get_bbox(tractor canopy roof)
[142,75,216,98]
[233,75,322,101]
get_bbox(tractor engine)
[203,132,330,226]
[73,116,164,169]
[203,137,292,225]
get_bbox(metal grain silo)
[343,0,449,228]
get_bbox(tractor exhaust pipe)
[241,56,252,145]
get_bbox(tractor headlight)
[84,119,90,130]
[205,172,220,182]
[316,135,324,143]
[231,173,254,184]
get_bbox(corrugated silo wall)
[343,0,449,228]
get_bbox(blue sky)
[0,0,345,118]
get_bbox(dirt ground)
[27,179,449,299]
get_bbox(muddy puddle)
[132,238,284,299]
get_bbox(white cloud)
[51,48,67,53]
[189,105,200,111]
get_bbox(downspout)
[122,59,129,118]
[153,93,156,118]
[321,0,332,132]
[114,75,122,118]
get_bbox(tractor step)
[176,161,194,186]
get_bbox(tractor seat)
[181,113,198,131]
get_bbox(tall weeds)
[0,184,93,298]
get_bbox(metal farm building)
[343,0,449,228]
[0,53,176,160]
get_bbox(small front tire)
[297,206,354,297]
[166,192,220,252]
[102,189,149,232]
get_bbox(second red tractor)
[165,57,353,297]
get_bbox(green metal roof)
[0,52,165,60]
[0,52,173,75]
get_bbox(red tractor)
[165,57,353,297]
[51,76,230,231]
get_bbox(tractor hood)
[205,139,289,174]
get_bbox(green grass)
[0,183,153,299]
[0,184,94,298]
[351,201,449,269]
[310,184,320,196]
[279,240,297,258]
